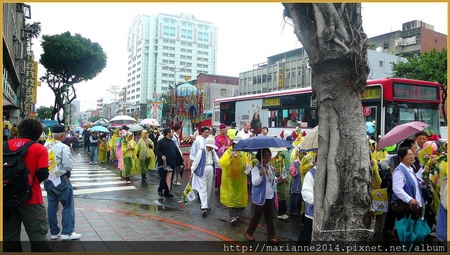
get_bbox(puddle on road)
[124,201,178,213]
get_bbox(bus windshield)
[385,104,440,135]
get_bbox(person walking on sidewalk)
[137,130,155,181]
[172,124,183,186]
[218,136,249,223]
[190,137,220,216]
[3,119,52,252]
[244,148,281,244]
[155,128,184,197]
[43,124,82,241]
[122,131,140,183]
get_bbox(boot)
[141,173,147,180]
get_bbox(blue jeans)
[89,145,99,163]
[44,178,75,235]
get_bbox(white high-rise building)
[126,13,218,118]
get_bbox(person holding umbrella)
[244,148,282,244]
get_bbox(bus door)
[363,105,379,139]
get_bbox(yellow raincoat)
[109,129,120,160]
[98,138,109,163]
[219,147,248,208]
[137,130,156,174]
[121,132,140,177]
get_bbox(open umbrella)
[233,135,293,152]
[140,118,160,126]
[109,115,137,127]
[93,118,110,127]
[90,125,110,133]
[298,125,318,152]
[377,121,430,150]
[127,124,144,132]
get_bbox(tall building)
[368,20,447,57]
[126,13,218,119]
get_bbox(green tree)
[392,48,447,125]
[36,105,53,120]
[39,31,107,124]
[283,3,373,242]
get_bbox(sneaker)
[230,217,238,224]
[61,232,82,240]
[50,234,60,240]
[163,192,174,197]
[173,181,181,186]
[277,214,289,220]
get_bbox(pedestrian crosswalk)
[42,156,136,196]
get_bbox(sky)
[28,2,448,111]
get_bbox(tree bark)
[283,3,374,242]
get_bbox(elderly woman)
[244,148,282,244]
[391,146,423,221]
[121,132,140,184]
[137,130,155,181]
[190,137,220,216]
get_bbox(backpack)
[3,141,35,208]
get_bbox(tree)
[283,3,374,242]
[36,105,53,120]
[39,31,107,124]
[392,48,447,125]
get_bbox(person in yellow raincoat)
[121,132,140,183]
[137,130,156,181]
[369,139,382,190]
[98,137,109,164]
[109,129,120,163]
[218,136,249,224]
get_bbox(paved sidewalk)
[17,150,302,252]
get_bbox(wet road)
[20,149,304,251]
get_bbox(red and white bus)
[214,78,441,138]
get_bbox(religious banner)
[147,98,164,124]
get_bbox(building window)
[383,42,389,49]
[221,89,226,97]
[379,60,384,67]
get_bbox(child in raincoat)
[98,137,109,164]
[137,130,156,180]
[122,131,140,183]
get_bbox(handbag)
[391,200,411,215]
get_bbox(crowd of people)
[3,118,448,251]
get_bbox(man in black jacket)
[155,128,184,197]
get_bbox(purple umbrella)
[377,121,430,150]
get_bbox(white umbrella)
[298,125,319,152]
[110,115,136,122]
[128,124,144,132]
[140,118,160,126]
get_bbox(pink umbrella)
[377,121,430,150]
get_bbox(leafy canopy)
[392,48,447,86]
[40,31,107,84]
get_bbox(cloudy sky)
[27,2,448,111]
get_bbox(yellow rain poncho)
[109,129,120,161]
[121,132,140,177]
[137,130,156,174]
[98,138,109,163]
[219,147,248,208]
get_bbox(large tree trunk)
[283,3,375,242]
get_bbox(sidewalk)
[18,150,302,252]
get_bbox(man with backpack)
[43,124,82,241]
[3,118,52,252]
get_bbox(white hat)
[233,136,242,144]
[205,138,218,150]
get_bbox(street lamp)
[107,85,121,119]
[160,63,191,88]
